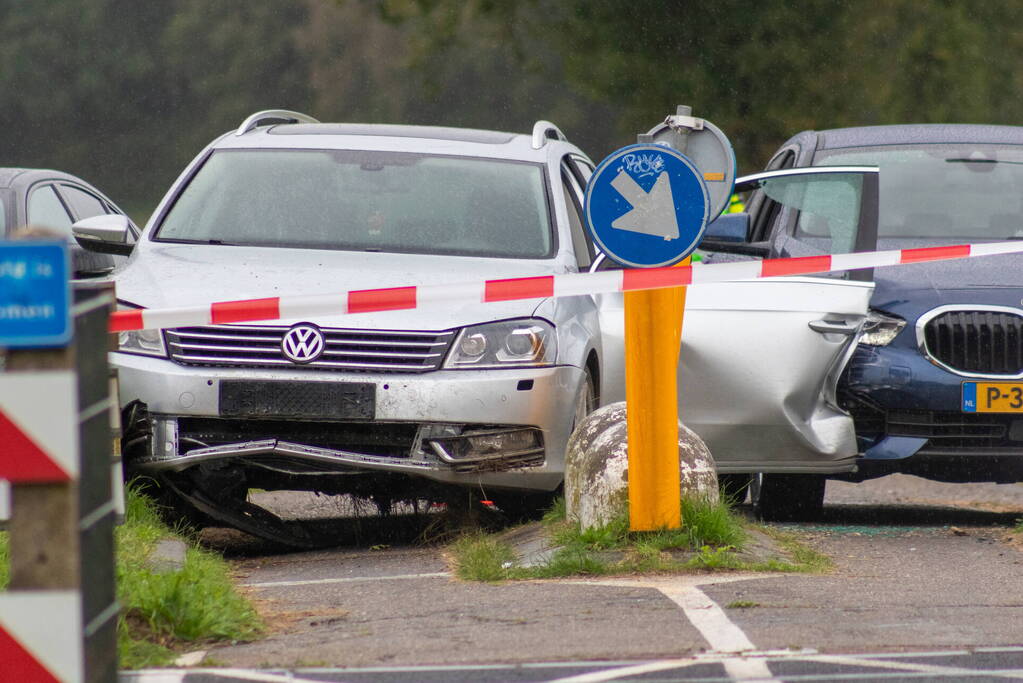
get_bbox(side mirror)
[72,214,134,256]
[699,212,772,257]
[703,213,749,243]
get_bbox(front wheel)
[751,473,826,522]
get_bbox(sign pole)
[583,105,733,532]
[624,256,688,531]
[625,111,698,531]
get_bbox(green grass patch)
[117,484,262,667]
[450,533,518,582]
[0,484,262,668]
[752,525,833,574]
[726,600,760,609]
[452,495,772,581]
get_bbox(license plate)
[962,381,1023,413]
[220,381,375,420]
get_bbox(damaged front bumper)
[114,350,582,492]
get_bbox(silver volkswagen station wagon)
[110,111,604,540]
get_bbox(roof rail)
[235,109,320,136]
[531,120,566,149]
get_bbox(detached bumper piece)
[139,416,546,476]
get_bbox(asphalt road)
[124,476,1023,682]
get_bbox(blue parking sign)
[585,144,710,268]
[0,241,71,348]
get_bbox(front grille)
[177,417,418,458]
[166,325,454,373]
[885,409,1008,448]
[923,309,1023,375]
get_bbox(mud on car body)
[110,111,602,542]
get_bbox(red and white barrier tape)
[109,241,1023,332]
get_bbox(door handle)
[808,318,860,335]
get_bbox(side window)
[749,148,799,242]
[60,184,109,220]
[27,184,73,234]
[560,160,593,269]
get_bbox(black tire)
[718,473,752,505]
[751,473,826,522]
[574,367,597,429]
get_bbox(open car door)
[595,166,880,517]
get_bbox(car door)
[596,166,880,474]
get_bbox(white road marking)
[807,654,1023,679]
[545,658,699,683]
[244,571,449,588]
[126,670,331,683]
[555,574,779,682]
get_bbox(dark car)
[0,167,138,274]
[703,124,1023,520]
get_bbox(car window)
[560,165,592,269]
[156,149,554,259]
[737,168,878,267]
[27,184,73,234]
[748,148,798,241]
[780,174,864,254]
[816,143,1023,245]
[59,184,109,219]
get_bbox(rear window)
[155,149,553,258]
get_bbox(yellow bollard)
[624,256,689,531]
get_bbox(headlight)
[444,319,556,369]
[116,306,167,357]
[859,310,905,346]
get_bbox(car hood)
[113,244,566,330]
[873,250,1023,318]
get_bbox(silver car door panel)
[596,277,873,473]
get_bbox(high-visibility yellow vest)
[727,193,745,214]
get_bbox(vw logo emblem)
[281,324,325,364]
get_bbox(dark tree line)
[1,0,1020,219]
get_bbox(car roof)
[215,120,576,163]
[815,124,1023,150]
[269,123,518,145]
[0,167,80,190]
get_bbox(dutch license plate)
[220,380,375,420]
[962,382,1023,413]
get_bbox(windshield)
[155,150,553,258]
[815,143,1023,242]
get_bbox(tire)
[574,367,597,429]
[751,473,826,522]
[718,473,752,505]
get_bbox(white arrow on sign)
[610,169,679,241]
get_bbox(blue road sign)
[0,241,71,348]
[585,144,710,268]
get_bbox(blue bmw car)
[704,124,1023,519]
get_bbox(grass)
[451,495,776,581]
[0,484,262,668]
[726,600,761,609]
[117,484,263,667]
